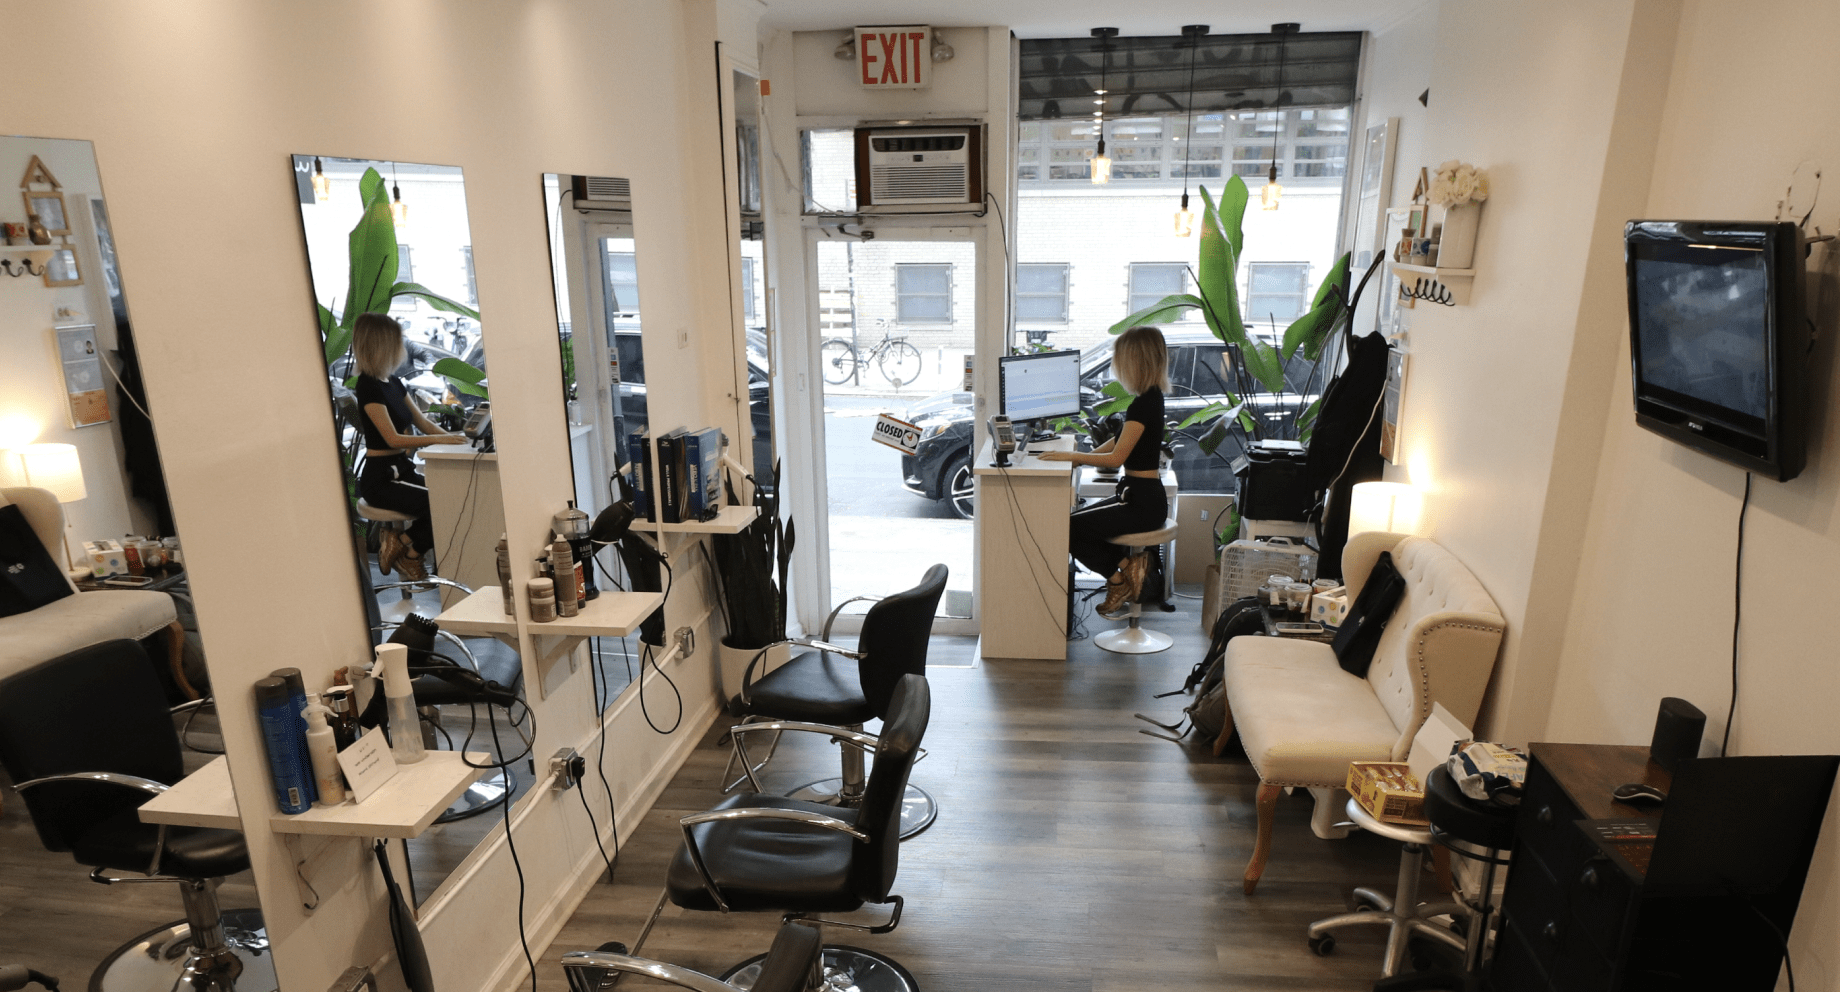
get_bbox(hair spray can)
[550,539,580,617]
[269,668,319,806]
[255,677,314,814]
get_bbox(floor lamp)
[12,442,88,567]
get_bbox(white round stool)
[357,499,421,617]
[1094,517,1178,655]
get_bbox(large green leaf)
[1240,338,1285,394]
[1280,252,1351,362]
[388,281,480,320]
[1092,380,1132,416]
[339,169,399,328]
[1195,184,1247,351]
[1107,293,1206,334]
[1196,415,1233,455]
[319,303,348,366]
[431,357,488,398]
[1174,400,1243,430]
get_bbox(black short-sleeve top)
[354,374,413,450]
[1122,386,1164,472]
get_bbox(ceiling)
[755,0,1429,39]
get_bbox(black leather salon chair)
[0,640,273,992]
[561,920,823,992]
[1373,766,1517,992]
[728,564,946,838]
[669,675,930,992]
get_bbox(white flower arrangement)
[1429,160,1489,206]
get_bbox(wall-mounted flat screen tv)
[1625,220,1807,481]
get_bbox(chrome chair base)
[1094,624,1172,655]
[90,909,274,992]
[1307,843,1465,978]
[787,778,938,839]
[720,944,918,992]
[434,769,516,824]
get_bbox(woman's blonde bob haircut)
[1111,325,1171,395]
[352,312,407,380]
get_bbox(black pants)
[359,454,435,555]
[1069,475,1168,580]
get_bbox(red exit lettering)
[859,27,931,87]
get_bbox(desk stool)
[357,500,422,616]
[1307,798,1466,978]
[1095,518,1178,655]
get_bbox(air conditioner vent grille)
[869,164,969,203]
[583,176,630,200]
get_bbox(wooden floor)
[538,597,1411,992]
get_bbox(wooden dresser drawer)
[1566,846,1637,960]
[1489,916,1553,992]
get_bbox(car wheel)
[944,453,974,520]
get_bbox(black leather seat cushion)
[667,793,863,914]
[741,649,872,726]
[1425,765,1516,851]
[70,810,250,879]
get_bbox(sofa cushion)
[0,590,177,682]
[1366,538,1504,733]
[1223,635,1402,787]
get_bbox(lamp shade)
[16,443,87,503]
[1348,481,1420,536]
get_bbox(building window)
[460,246,477,307]
[741,257,757,321]
[391,244,415,310]
[1016,263,1070,323]
[896,263,953,323]
[1245,262,1311,323]
[604,250,639,315]
[1128,263,1192,318]
[1017,108,1349,187]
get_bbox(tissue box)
[1348,761,1428,825]
[1311,589,1349,626]
[84,540,127,577]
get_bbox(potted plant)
[709,462,794,699]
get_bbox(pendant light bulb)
[1091,138,1112,185]
[311,157,331,203]
[391,182,408,225]
[1089,28,1118,188]
[1261,162,1284,211]
[1174,192,1195,237]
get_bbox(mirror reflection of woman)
[352,312,464,581]
[1038,325,1170,616]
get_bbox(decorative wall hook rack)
[1398,275,1456,306]
[1,255,49,277]
[1390,263,1474,306]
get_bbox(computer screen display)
[998,349,1082,422]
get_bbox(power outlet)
[673,626,695,658]
[549,748,585,791]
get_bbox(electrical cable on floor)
[487,708,538,992]
[1722,471,1753,757]
[995,464,1068,638]
[181,700,225,755]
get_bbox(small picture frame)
[24,190,69,235]
[43,246,81,287]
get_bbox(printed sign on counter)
[337,726,399,803]
[871,413,922,454]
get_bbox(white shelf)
[1390,263,1475,305]
[531,588,664,637]
[269,750,488,838]
[646,505,757,534]
[433,587,518,637]
[139,755,241,830]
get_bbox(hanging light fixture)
[390,163,408,226]
[1174,24,1208,237]
[311,157,331,203]
[1089,28,1118,185]
[1262,23,1300,211]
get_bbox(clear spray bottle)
[373,642,425,764]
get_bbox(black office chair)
[668,675,930,992]
[1374,766,1517,992]
[561,920,823,992]
[727,564,946,838]
[0,640,273,992]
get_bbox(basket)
[1218,536,1317,603]
[1348,761,1428,825]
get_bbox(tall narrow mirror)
[0,135,273,989]
[293,156,530,906]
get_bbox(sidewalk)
[828,514,973,617]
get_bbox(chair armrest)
[559,951,737,992]
[729,720,881,752]
[787,637,864,660]
[14,771,170,796]
[678,806,870,912]
[820,596,882,640]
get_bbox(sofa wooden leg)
[1211,698,1236,756]
[1244,781,1282,895]
[165,620,199,701]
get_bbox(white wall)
[4,3,748,991]
[1549,1,1840,986]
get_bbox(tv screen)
[1625,221,1806,480]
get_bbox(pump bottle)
[373,642,425,764]
[301,694,349,805]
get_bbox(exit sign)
[858,26,931,89]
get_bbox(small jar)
[527,577,557,623]
[162,537,182,566]
[1284,582,1313,616]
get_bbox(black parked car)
[899,327,1320,518]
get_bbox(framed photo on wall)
[43,246,81,287]
[1380,341,1409,465]
[1349,118,1398,337]
[23,190,69,236]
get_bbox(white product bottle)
[373,643,425,764]
[301,694,349,805]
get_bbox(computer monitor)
[998,350,1082,432]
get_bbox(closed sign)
[858,26,931,89]
[871,413,923,454]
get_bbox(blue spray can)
[255,676,314,814]
[270,668,320,806]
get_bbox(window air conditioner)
[854,125,983,207]
[570,175,632,211]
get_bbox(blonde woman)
[1038,325,1170,615]
[351,312,464,579]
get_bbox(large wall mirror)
[0,136,273,988]
[293,155,530,907]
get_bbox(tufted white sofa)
[1222,531,1505,895]
[0,487,186,691]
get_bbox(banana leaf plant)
[1106,175,1356,451]
[317,167,484,399]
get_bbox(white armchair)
[1221,531,1505,895]
[0,487,187,692]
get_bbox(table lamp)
[1348,481,1422,536]
[12,442,87,565]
